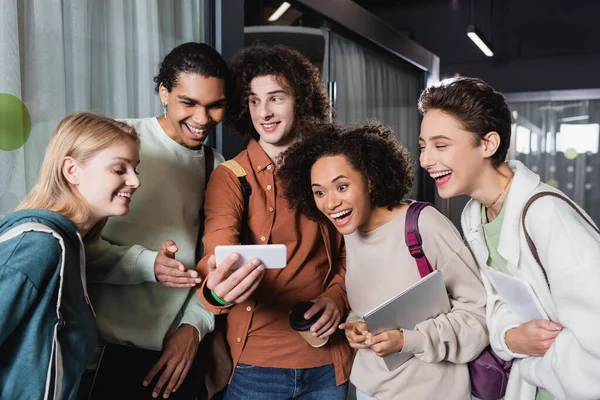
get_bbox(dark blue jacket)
[0,210,96,399]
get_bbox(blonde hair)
[17,112,140,241]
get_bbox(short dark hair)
[226,44,330,140]
[279,121,414,221]
[417,77,512,166]
[153,42,230,93]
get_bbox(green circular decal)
[564,147,578,160]
[546,179,559,188]
[0,93,32,151]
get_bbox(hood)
[0,209,80,249]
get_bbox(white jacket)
[461,160,600,400]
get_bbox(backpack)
[405,202,511,400]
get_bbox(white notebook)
[363,270,451,371]
[486,268,548,322]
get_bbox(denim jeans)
[225,363,348,400]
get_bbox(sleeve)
[402,212,489,364]
[179,288,215,341]
[85,236,158,284]
[482,271,526,361]
[517,197,600,399]
[0,232,59,346]
[319,235,349,316]
[346,309,363,324]
[195,164,245,315]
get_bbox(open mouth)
[184,122,209,139]
[114,191,133,203]
[430,170,452,186]
[261,122,280,132]
[330,209,353,226]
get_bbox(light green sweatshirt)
[86,117,223,350]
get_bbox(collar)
[247,139,275,174]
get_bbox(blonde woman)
[0,112,141,399]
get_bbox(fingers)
[153,361,177,399]
[365,331,386,346]
[231,271,265,303]
[172,362,192,394]
[161,240,178,258]
[155,253,200,286]
[206,253,242,289]
[161,362,186,399]
[308,299,341,337]
[207,254,217,273]
[208,256,265,303]
[218,263,266,303]
[143,357,166,389]
[304,302,325,320]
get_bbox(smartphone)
[214,244,287,269]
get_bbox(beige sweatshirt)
[345,204,488,400]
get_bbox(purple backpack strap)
[405,202,434,278]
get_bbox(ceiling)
[351,0,600,66]
[249,0,600,92]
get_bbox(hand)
[505,319,563,357]
[205,253,265,304]
[339,321,370,349]
[143,324,199,399]
[155,240,201,288]
[365,329,404,357]
[304,297,342,339]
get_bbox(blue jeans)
[225,363,348,400]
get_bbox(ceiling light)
[560,115,590,122]
[268,2,291,22]
[467,25,493,57]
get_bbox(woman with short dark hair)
[419,76,600,400]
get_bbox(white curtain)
[0,0,204,217]
[328,31,423,197]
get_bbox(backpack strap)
[196,145,216,262]
[221,160,252,243]
[405,202,434,278]
[0,222,70,400]
[521,191,599,289]
[204,145,215,181]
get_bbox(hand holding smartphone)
[214,244,287,270]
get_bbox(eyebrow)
[420,135,452,141]
[112,157,132,163]
[177,95,227,107]
[249,90,288,96]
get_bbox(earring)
[162,103,168,118]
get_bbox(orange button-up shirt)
[196,140,352,385]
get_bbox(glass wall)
[509,96,600,224]
[0,0,208,217]
[327,32,423,198]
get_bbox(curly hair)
[153,42,230,93]
[418,76,512,167]
[279,121,414,221]
[226,44,330,140]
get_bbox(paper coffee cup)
[289,301,329,348]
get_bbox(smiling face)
[311,155,373,235]
[71,139,141,222]
[248,75,296,158]
[159,72,226,149]
[419,109,488,199]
